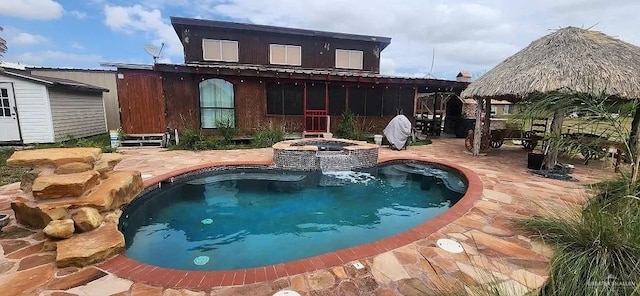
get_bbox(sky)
[0,0,639,80]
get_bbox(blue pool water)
[120,162,467,271]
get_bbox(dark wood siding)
[162,72,200,131]
[117,70,165,133]
[180,27,382,73]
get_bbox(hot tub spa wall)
[273,139,379,171]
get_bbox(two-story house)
[109,17,468,135]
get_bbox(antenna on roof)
[144,43,164,63]
[424,48,436,79]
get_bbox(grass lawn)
[0,148,29,187]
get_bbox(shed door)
[0,83,21,142]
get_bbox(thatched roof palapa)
[461,27,640,100]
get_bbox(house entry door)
[304,82,328,133]
[0,83,21,142]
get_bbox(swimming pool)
[119,161,467,271]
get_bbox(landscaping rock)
[103,209,122,224]
[11,198,68,229]
[44,219,75,239]
[32,171,100,199]
[71,207,103,232]
[55,162,93,175]
[94,153,124,178]
[56,222,124,267]
[6,148,102,168]
[36,171,142,213]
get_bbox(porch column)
[473,97,483,156]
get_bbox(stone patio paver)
[0,139,620,295]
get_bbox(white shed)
[0,69,108,144]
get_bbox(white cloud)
[0,0,63,20]
[15,50,102,65]
[190,0,640,80]
[71,42,84,49]
[103,4,182,61]
[68,10,88,19]
[10,32,48,45]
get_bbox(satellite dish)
[144,43,164,63]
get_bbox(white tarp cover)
[383,115,412,150]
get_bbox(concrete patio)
[0,138,618,295]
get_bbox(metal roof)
[153,63,468,90]
[1,69,108,92]
[100,62,154,70]
[171,17,392,50]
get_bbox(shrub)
[215,117,236,144]
[516,179,640,296]
[252,126,285,148]
[179,129,205,148]
[335,109,355,139]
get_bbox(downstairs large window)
[199,79,235,128]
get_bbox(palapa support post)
[472,97,483,156]
[483,98,491,142]
[631,102,640,185]
[546,110,564,169]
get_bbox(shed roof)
[171,17,392,50]
[1,69,108,92]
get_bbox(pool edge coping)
[97,155,483,290]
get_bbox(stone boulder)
[44,219,75,239]
[11,197,68,229]
[71,207,103,232]
[6,147,102,168]
[55,162,93,174]
[56,222,125,267]
[32,171,100,199]
[95,153,124,178]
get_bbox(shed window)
[203,39,239,62]
[270,44,301,66]
[335,49,363,70]
[0,88,10,117]
[199,79,235,128]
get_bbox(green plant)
[516,186,640,296]
[60,134,114,153]
[352,115,374,141]
[215,117,236,144]
[117,128,128,141]
[335,109,355,139]
[179,129,205,148]
[252,125,285,148]
[516,90,638,182]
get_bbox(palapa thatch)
[461,27,640,100]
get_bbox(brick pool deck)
[0,138,618,295]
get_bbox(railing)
[304,110,328,133]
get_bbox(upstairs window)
[335,49,363,70]
[270,44,301,66]
[202,39,239,62]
